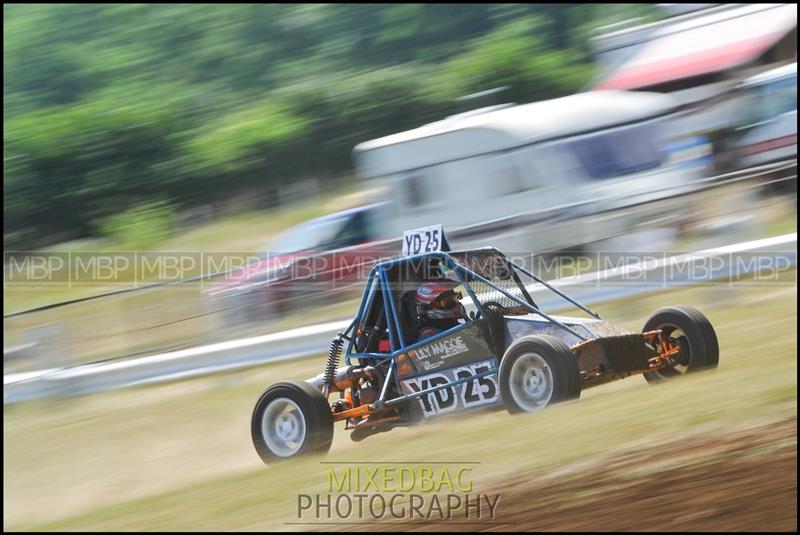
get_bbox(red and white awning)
[595,4,797,90]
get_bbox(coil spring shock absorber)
[322,335,345,398]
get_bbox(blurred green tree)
[3,3,657,248]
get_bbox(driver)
[415,280,466,340]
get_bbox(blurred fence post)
[20,319,78,397]
[201,290,224,344]
[23,321,72,371]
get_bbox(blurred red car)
[209,203,394,323]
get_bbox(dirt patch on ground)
[369,417,797,532]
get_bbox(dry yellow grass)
[4,270,796,530]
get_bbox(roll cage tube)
[349,249,601,357]
[381,267,406,349]
[341,249,603,407]
[508,259,603,320]
[346,268,378,357]
[443,258,592,342]
[355,269,379,325]
[379,270,396,352]
[448,260,488,320]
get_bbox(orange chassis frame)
[331,329,681,426]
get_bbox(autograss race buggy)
[251,233,719,462]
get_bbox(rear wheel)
[251,380,334,463]
[642,305,719,384]
[499,335,581,414]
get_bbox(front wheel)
[642,305,719,384]
[499,335,581,414]
[251,380,334,463]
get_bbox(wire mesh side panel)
[448,250,531,312]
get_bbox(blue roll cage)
[336,249,602,410]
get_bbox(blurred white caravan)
[353,90,702,253]
[731,62,797,169]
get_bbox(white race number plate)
[402,224,445,257]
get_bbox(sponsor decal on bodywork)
[404,323,494,374]
[413,336,470,370]
[400,359,500,418]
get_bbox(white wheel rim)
[261,397,307,457]
[509,353,554,411]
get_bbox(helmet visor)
[430,291,462,310]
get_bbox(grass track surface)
[4,269,797,531]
